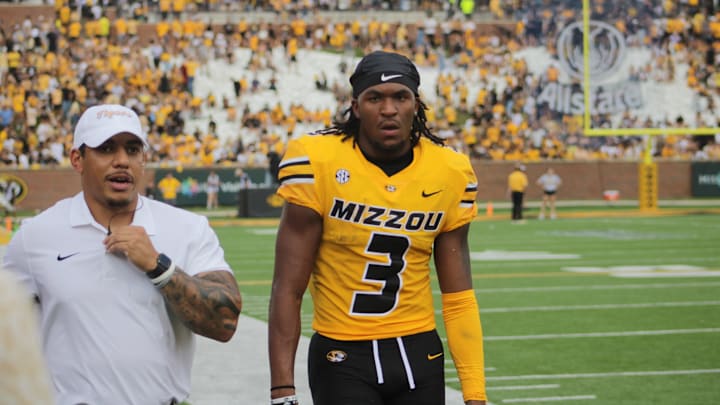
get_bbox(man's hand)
[103,224,158,271]
[104,224,242,342]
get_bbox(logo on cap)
[380,73,402,82]
[95,109,134,120]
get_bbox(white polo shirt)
[3,193,232,405]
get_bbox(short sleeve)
[442,153,478,232]
[183,215,231,277]
[2,226,39,297]
[276,137,322,215]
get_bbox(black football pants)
[308,330,445,405]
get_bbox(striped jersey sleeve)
[441,148,478,232]
[276,136,322,214]
[461,181,478,209]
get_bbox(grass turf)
[213,212,720,404]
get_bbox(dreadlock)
[313,97,445,147]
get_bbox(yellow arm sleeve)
[442,289,487,402]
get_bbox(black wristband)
[270,385,295,391]
[147,253,172,279]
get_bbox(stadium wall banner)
[691,162,720,197]
[152,167,274,207]
[536,20,644,115]
[0,161,698,212]
[0,173,29,212]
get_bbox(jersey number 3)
[351,232,410,315]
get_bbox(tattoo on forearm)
[160,268,242,340]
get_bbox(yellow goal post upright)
[579,0,719,211]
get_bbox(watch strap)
[147,253,171,279]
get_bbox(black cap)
[349,51,420,98]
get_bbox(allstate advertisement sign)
[537,20,644,115]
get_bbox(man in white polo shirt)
[2,104,243,405]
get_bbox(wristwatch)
[147,253,172,279]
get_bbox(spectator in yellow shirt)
[507,162,528,222]
[157,172,182,205]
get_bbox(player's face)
[71,133,146,211]
[353,82,418,160]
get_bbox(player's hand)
[103,225,158,271]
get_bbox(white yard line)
[482,328,720,341]
[472,281,720,294]
[484,369,720,381]
[488,384,560,391]
[613,271,720,278]
[481,300,720,313]
[502,395,596,403]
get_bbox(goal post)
[578,0,719,210]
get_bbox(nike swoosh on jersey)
[57,252,80,261]
[427,352,443,360]
[381,73,403,82]
[421,190,442,197]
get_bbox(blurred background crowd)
[0,0,719,171]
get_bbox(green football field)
[213,213,720,405]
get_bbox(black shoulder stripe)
[279,174,314,185]
[278,157,310,170]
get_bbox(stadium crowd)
[0,0,719,170]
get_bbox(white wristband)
[150,261,176,287]
[270,395,298,405]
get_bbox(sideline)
[189,314,467,404]
[189,315,313,404]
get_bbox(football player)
[269,51,487,405]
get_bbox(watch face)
[157,253,171,270]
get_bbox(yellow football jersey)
[277,134,478,340]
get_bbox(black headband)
[349,51,420,98]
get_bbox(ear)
[351,99,359,119]
[70,149,83,174]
